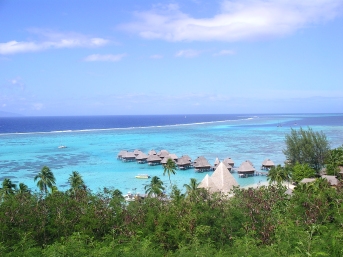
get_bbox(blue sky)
[1,0,343,116]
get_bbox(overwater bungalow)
[161,155,177,165]
[135,152,149,164]
[194,156,212,172]
[117,150,128,160]
[237,160,255,177]
[158,150,169,158]
[133,149,143,156]
[122,152,136,162]
[223,157,234,167]
[148,149,157,155]
[147,154,162,165]
[177,156,192,170]
[261,159,275,170]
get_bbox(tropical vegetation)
[1,127,343,256]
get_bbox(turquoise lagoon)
[0,114,343,195]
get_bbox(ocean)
[0,114,343,195]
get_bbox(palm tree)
[267,165,289,185]
[163,158,177,187]
[17,183,30,195]
[68,171,85,193]
[34,166,56,194]
[144,176,165,197]
[1,178,17,196]
[183,178,199,195]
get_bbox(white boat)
[58,145,67,149]
[135,174,150,179]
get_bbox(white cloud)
[120,0,343,42]
[32,103,43,110]
[213,49,235,56]
[176,49,200,58]
[0,30,109,55]
[83,53,126,62]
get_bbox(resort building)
[261,159,275,170]
[237,160,255,177]
[198,162,239,194]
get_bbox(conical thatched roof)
[262,159,275,167]
[161,156,176,164]
[194,158,211,168]
[117,150,127,158]
[198,174,219,193]
[211,162,239,193]
[123,152,135,159]
[181,155,192,161]
[148,149,157,155]
[194,156,206,163]
[147,154,162,162]
[135,152,148,160]
[237,161,255,173]
[177,156,191,166]
[168,153,178,160]
[133,149,143,156]
[223,157,234,166]
[158,150,169,158]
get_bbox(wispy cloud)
[176,49,200,58]
[0,29,109,55]
[120,0,343,42]
[83,53,126,62]
[213,49,235,56]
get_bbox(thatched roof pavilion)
[148,149,157,155]
[237,161,255,175]
[177,156,192,169]
[181,155,192,161]
[198,174,219,193]
[147,154,162,165]
[135,152,148,161]
[322,175,339,186]
[299,178,316,184]
[122,152,136,162]
[223,157,234,167]
[194,157,211,172]
[211,162,239,194]
[161,155,176,165]
[117,150,128,159]
[158,150,169,158]
[133,149,143,156]
[262,159,275,170]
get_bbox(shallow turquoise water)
[1,115,342,195]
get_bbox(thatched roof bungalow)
[223,157,234,167]
[262,159,275,170]
[158,150,169,158]
[322,175,339,186]
[117,150,128,159]
[135,153,148,163]
[237,161,255,176]
[177,156,192,170]
[194,157,211,172]
[133,149,143,156]
[147,154,162,165]
[122,152,136,162]
[148,149,157,155]
[213,158,220,169]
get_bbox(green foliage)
[163,158,177,186]
[325,145,343,175]
[291,163,316,183]
[144,176,165,197]
[267,165,290,185]
[283,127,330,172]
[34,166,56,194]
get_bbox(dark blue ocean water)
[0,113,342,134]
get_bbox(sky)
[1,0,343,116]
